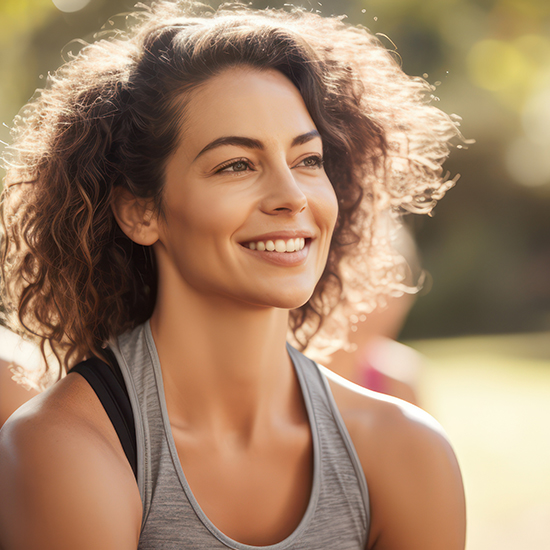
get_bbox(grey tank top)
[110,321,370,549]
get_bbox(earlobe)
[111,187,160,246]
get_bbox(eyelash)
[215,158,253,174]
[214,155,324,174]
[299,155,324,169]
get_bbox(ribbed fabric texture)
[110,321,370,550]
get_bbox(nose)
[259,164,307,216]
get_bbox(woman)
[0,2,465,549]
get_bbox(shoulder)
[321,364,450,455]
[321,366,466,550]
[0,372,141,550]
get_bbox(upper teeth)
[248,238,306,252]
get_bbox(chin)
[253,288,314,310]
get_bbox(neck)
[149,275,299,441]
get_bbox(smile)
[246,238,306,253]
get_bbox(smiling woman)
[0,2,464,549]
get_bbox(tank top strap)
[286,344,371,537]
[110,322,163,528]
[69,354,137,477]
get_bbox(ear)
[111,187,160,246]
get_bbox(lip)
[240,238,312,267]
[240,230,315,243]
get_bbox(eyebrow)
[193,129,321,161]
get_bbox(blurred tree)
[1,0,549,339]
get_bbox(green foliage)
[1,0,549,337]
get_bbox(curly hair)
[0,0,461,387]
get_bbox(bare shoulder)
[321,366,466,550]
[0,372,141,550]
[321,365,451,452]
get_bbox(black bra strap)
[70,352,137,478]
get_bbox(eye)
[296,155,324,169]
[215,158,254,174]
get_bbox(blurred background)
[0,0,549,548]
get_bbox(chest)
[170,423,314,546]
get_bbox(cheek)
[162,187,248,248]
[313,179,339,234]
[328,187,339,230]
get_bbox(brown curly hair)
[1,0,461,387]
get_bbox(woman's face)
[155,66,338,310]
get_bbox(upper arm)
[326,372,465,550]
[364,409,466,550]
[0,386,142,549]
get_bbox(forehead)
[179,67,318,153]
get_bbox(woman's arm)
[0,374,142,550]
[361,404,465,550]
[326,369,466,550]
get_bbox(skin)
[0,67,465,549]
